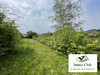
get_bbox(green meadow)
[0,0,100,75]
[0,39,99,75]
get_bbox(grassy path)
[0,39,99,75]
[0,39,68,75]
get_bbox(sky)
[0,0,100,34]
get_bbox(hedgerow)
[0,4,20,55]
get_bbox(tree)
[26,30,38,38]
[52,0,83,30]
[51,0,85,54]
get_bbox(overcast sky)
[0,0,100,34]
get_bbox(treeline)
[0,4,21,56]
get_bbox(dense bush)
[0,4,20,55]
[95,32,100,38]
[37,31,87,55]
[0,21,20,55]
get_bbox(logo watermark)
[69,54,97,72]
[76,55,89,62]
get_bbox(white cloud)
[0,0,54,34]
[1,0,99,33]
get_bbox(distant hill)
[85,29,100,35]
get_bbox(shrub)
[0,4,20,55]
[95,32,100,38]
[0,21,20,55]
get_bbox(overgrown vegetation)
[36,0,100,70]
[48,0,86,54]
[0,0,100,74]
[0,39,99,75]
[36,30,100,70]
[0,4,20,55]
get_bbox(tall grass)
[0,39,99,75]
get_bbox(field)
[0,39,100,75]
[0,0,100,75]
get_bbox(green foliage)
[0,39,68,75]
[48,0,85,54]
[0,13,5,24]
[0,21,20,55]
[74,32,87,46]
[37,31,87,55]
[95,32,100,38]
[0,39,98,75]
[26,30,38,38]
[84,38,100,69]
[0,4,20,55]
[52,0,83,30]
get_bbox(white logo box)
[69,54,97,72]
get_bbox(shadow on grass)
[0,46,37,73]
